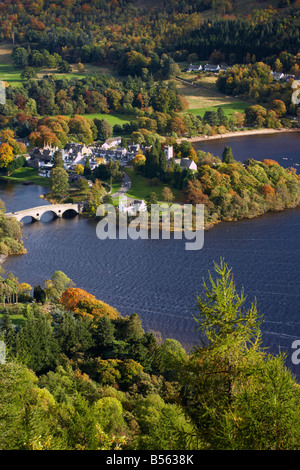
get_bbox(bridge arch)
[6,203,83,223]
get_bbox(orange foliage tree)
[59,287,120,320]
[262,184,275,198]
[262,159,280,167]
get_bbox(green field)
[188,101,249,117]
[82,113,132,127]
[123,167,185,203]
[1,167,51,187]
[0,44,24,87]
[0,64,24,87]
[0,312,26,327]
[37,63,121,80]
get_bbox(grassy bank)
[81,113,132,127]
[123,167,185,203]
[0,312,26,327]
[188,101,249,117]
[0,167,51,187]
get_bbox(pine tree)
[222,146,234,164]
[180,260,300,450]
[84,157,92,177]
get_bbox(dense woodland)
[1,261,300,450]
[216,61,299,114]
[0,0,299,66]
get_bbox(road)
[111,170,132,200]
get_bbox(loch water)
[1,132,300,377]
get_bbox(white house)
[171,158,198,171]
[101,137,122,150]
[187,64,203,72]
[272,71,285,81]
[164,145,173,160]
[204,64,220,73]
[118,199,147,215]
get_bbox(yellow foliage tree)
[76,164,84,175]
[0,143,14,168]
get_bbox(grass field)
[124,167,185,203]
[0,42,121,88]
[1,167,51,187]
[188,101,249,117]
[0,312,26,327]
[82,113,132,127]
[0,64,23,87]
[175,78,236,109]
[175,75,249,117]
[37,63,121,80]
[0,44,24,87]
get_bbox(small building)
[172,158,197,171]
[118,199,147,215]
[219,65,228,72]
[283,74,296,82]
[164,145,173,160]
[272,72,285,81]
[38,166,52,178]
[204,64,220,73]
[101,137,122,150]
[187,64,203,72]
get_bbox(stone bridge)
[6,203,84,222]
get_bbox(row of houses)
[188,63,297,82]
[187,63,228,73]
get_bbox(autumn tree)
[269,99,287,118]
[44,271,74,303]
[185,180,210,206]
[133,152,146,173]
[162,187,175,203]
[86,179,106,215]
[76,164,84,175]
[0,143,14,168]
[59,287,120,320]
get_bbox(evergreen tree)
[180,260,300,450]
[94,316,115,352]
[217,107,228,126]
[84,157,92,177]
[33,285,47,304]
[53,150,64,168]
[158,150,168,180]
[222,146,235,164]
[15,309,59,374]
[0,312,16,355]
[50,167,69,198]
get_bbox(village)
[26,138,198,180]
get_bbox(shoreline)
[178,127,300,144]
[0,254,7,265]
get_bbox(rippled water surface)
[1,132,300,376]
